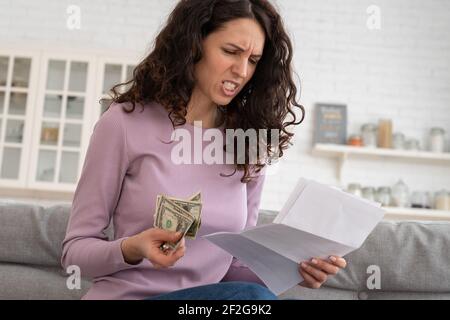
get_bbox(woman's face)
[193,18,266,106]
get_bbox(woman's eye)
[222,49,257,65]
[222,49,234,55]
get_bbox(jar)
[404,138,420,151]
[361,123,377,148]
[434,190,449,211]
[378,119,392,148]
[391,179,410,207]
[429,127,446,153]
[347,183,362,197]
[376,187,392,206]
[392,132,405,150]
[362,187,376,202]
[411,191,432,209]
[348,134,363,147]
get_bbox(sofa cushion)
[0,202,72,267]
[0,262,90,300]
[1,204,449,299]
[0,201,114,268]
[0,202,265,268]
[326,220,450,293]
[259,210,450,294]
[279,285,450,300]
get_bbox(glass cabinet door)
[0,55,34,183]
[32,56,93,189]
[1,52,138,194]
[98,61,136,116]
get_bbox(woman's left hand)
[298,256,347,289]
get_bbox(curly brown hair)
[105,0,305,183]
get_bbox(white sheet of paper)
[203,178,385,295]
[203,231,302,295]
[272,178,308,224]
[241,223,356,263]
[279,179,384,248]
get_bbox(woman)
[61,0,346,300]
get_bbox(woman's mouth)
[221,80,239,97]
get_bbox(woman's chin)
[213,96,232,106]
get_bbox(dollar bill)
[154,191,202,239]
[155,195,192,228]
[188,191,202,234]
[189,191,201,202]
[165,197,201,239]
[154,195,195,250]
[153,192,203,250]
[187,191,202,237]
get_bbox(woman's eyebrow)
[225,43,262,58]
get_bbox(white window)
[96,58,137,121]
[0,48,139,196]
[0,50,39,188]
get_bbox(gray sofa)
[0,201,449,300]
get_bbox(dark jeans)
[146,281,278,300]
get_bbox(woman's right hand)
[121,228,186,269]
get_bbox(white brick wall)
[268,0,450,210]
[1,0,450,210]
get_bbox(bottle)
[434,190,449,211]
[392,132,405,150]
[377,119,393,149]
[376,187,392,207]
[362,187,376,202]
[429,127,446,153]
[347,183,362,197]
[391,179,410,207]
[361,123,377,148]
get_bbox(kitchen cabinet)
[0,49,138,196]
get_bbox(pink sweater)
[61,101,266,300]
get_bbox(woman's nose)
[232,59,249,79]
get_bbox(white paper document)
[203,178,385,295]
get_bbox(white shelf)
[383,207,450,221]
[312,143,450,187]
[312,143,450,163]
[311,143,450,221]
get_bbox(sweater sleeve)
[61,104,138,278]
[221,166,267,286]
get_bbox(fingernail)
[330,256,337,262]
[311,258,318,265]
[301,263,307,268]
